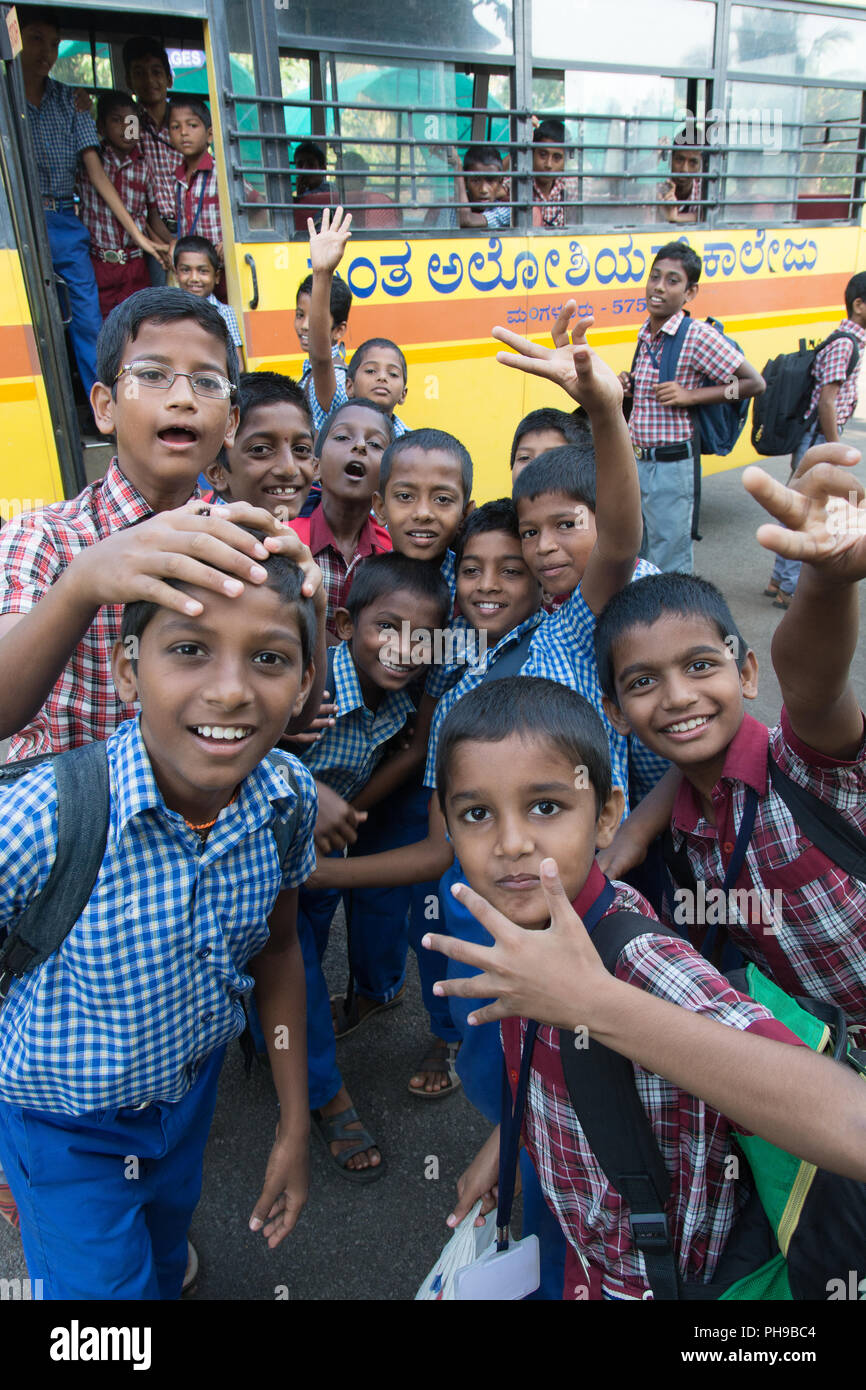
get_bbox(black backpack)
[0,741,305,1010]
[750,330,861,457]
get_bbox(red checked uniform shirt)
[0,460,198,761]
[137,108,178,224]
[78,142,157,256]
[173,151,222,245]
[290,508,391,638]
[663,710,866,1026]
[501,865,802,1301]
[629,310,743,448]
[805,318,866,429]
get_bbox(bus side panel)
[232,227,858,502]
[0,246,65,518]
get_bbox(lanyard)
[700,784,758,963]
[176,168,209,236]
[496,876,616,1249]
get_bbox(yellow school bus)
[2,0,866,513]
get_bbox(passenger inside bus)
[122,35,177,286]
[531,117,579,228]
[659,125,705,224]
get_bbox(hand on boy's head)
[308,205,352,274]
[493,315,624,415]
[744,460,866,579]
[217,501,324,598]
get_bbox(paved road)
[1,438,864,1299]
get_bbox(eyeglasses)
[114,361,235,400]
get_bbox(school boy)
[659,126,705,224]
[620,242,764,574]
[305,207,410,436]
[443,144,510,228]
[205,371,315,518]
[510,406,586,479]
[595,456,866,1026]
[78,89,172,318]
[427,677,804,1300]
[289,399,393,638]
[531,118,577,228]
[295,270,351,397]
[18,7,165,393]
[295,555,451,1175]
[167,97,224,255]
[0,551,318,1299]
[173,234,244,352]
[765,270,866,608]
[123,36,178,283]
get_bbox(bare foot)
[318,1085,382,1171]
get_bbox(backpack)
[658,313,751,459]
[558,908,866,1300]
[0,740,306,1011]
[750,331,861,458]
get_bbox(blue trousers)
[0,1045,225,1300]
[436,859,568,1300]
[346,781,457,1041]
[297,874,345,1110]
[771,426,827,595]
[45,209,102,395]
[638,449,696,574]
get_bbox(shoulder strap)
[263,752,304,872]
[558,909,683,1300]
[479,627,536,684]
[325,642,337,696]
[0,742,111,1008]
[813,330,861,381]
[768,754,866,883]
[658,313,692,385]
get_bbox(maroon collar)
[308,503,383,560]
[672,712,769,832]
[569,860,611,920]
[174,150,214,184]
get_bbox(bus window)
[274,0,514,56]
[531,0,715,70]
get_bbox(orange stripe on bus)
[245,271,848,357]
[0,325,41,378]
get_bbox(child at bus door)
[123,36,178,287]
[18,6,167,395]
[173,235,244,362]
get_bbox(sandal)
[772,591,793,610]
[763,579,781,598]
[311,1105,386,1183]
[408,1039,462,1099]
[331,983,405,1039]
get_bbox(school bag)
[0,740,306,1012]
[750,330,861,458]
[557,908,866,1300]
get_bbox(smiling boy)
[0,552,318,1298]
[174,234,243,352]
[205,372,315,518]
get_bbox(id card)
[453,1234,540,1301]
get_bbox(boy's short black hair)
[533,118,566,147]
[845,271,866,317]
[122,35,171,79]
[348,338,408,386]
[463,144,502,172]
[174,234,220,273]
[17,6,60,30]
[512,444,598,514]
[96,89,136,126]
[454,498,519,568]
[96,287,239,395]
[167,96,211,129]
[435,676,612,815]
[510,406,583,469]
[379,428,472,500]
[651,241,702,287]
[294,139,326,169]
[344,552,451,627]
[295,272,352,327]
[594,572,748,703]
[313,398,393,457]
[220,372,311,471]
[121,536,317,669]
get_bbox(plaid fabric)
[137,108,178,221]
[439,548,456,603]
[174,152,222,245]
[205,293,242,348]
[806,318,866,427]
[297,640,414,801]
[301,344,347,406]
[78,142,156,255]
[442,201,511,228]
[423,610,546,787]
[0,717,317,1114]
[660,176,702,218]
[289,507,392,638]
[0,460,197,760]
[306,374,409,439]
[501,865,797,1300]
[26,78,100,200]
[629,312,743,448]
[532,176,579,228]
[666,709,866,1025]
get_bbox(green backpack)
[558,911,866,1301]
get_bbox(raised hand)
[308,205,353,275]
[492,315,624,416]
[743,457,866,583]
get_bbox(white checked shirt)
[0,718,317,1115]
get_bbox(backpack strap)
[0,742,110,1008]
[558,909,685,1300]
[325,642,337,697]
[479,627,536,683]
[262,752,304,873]
[768,753,866,884]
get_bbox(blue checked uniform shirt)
[27,78,100,200]
[0,718,317,1116]
[298,641,415,801]
[306,374,409,439]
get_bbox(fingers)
[538,858,587,936]
[790,443,861,483]
[568,314,595,349]
[447,879,516,942]
[742,466,811,530]
[753,522,818,561]
[492,325,553,359]
[551,300,577,348]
